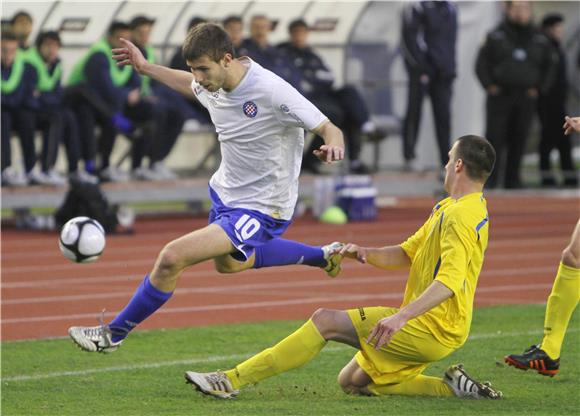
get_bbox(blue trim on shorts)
[208,186,291,261]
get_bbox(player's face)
[1,39,18,67]
[187,55,228,92]
[39,39,60,64]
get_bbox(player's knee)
[156,244,184,275]
[337,369,367,395]
[561,246,580,269]
[311,308,334,338]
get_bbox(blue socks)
[108,275,173,343]
[253,238,326,269]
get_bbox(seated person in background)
[223,15,244,51]
[278,19,380,174]
[129,15,185,180]
[168,16,212,125]
[237,15,301,89]
[1,31,41,186]
[67,21,141,182]
[10,10,33,51]
[27,31,97,185]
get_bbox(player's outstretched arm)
[563,116,580,135]
[339,243,411,269]
[112,38,195,100]
[311,121,345,163]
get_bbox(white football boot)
[184,371,239,399]
[444,364,503,399]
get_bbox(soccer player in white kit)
[68,23,346,353]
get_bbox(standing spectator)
[238,15,301,89]
[68,21,141,182]
[223,15,244,51]
[129,15,185,180]
[11,11,33,50]
[401,1,458,172]
[1,31,40,186]
[537,14,577,188]
[475,1,556,189]
[278,19,378,174]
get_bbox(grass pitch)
[2,304,579,415]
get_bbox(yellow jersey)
[399,192,489,348]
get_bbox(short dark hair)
[454,135,496,183]
[35,30,61,48]
[129,15,155,30]
[188,16,207,31]
[107,21,130,37]
[223,15,242,27]
[542,13,564,29]
[288,19,308,33]
[1,30,19,42]
[182,23,233,63]
[11,11,32,25]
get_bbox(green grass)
[2,304,579,416]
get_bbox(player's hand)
[563,116,580,135]
[339,243,368,263]
[313,144,344,163]
[367,313,407,350]
[112,38,147,73]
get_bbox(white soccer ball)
[59,216,106,263]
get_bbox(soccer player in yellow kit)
[184,135,503,400]
[505,116,580,376]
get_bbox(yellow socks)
[541,262,580,359]
[368,375,454,397]
[225,319,326,389]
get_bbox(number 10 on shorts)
[234,214,261,241]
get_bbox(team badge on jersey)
[243,101,258,118]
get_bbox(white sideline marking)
[1,282,552,324]
[3,327,578,383]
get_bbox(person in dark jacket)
[537,13,577,187]
[278,19,378,174]
[238,15,301,90]
[129,15,185,180]
[475,1,556,188]
[68,21,141,182]
[1,31,39,186]
[401,1,457,171]
[223,15,244,51]
[168,16,212,125]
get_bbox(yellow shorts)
[347,306,455,385]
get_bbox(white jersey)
[191,57,327,220]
